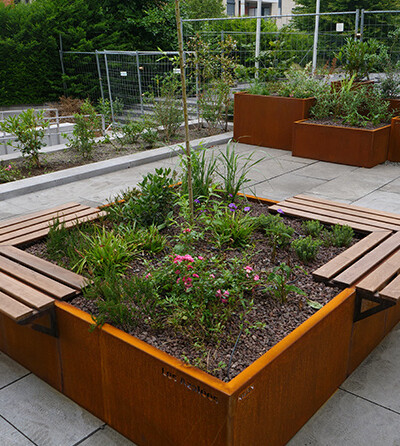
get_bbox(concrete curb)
[0,132,233,200]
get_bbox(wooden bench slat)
[0,245,89,290]
[333,232,400,288]
[0,272,54,310]
[0,203,82,230]
[268,205,383,233]
[0,255,77,300]
[0,208,103,245]
[294,195,400,223]
[356,249,400,296]
[379,275,400,303]
[313,231,392,282]
[286,197,400,228]
[0,205,91,237]
[270,202,400,232]
[5,211,107,247]
[0,290,34,322]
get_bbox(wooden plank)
[0,255,77,300]
[5,211,107,247]
[0,205,91,236]
[313,231,392,282]
[333,232,400,288]
[0,290,34,322]
[380,274,400,303]
[0,272,54,310]
[356,249,400,296]
[294,195,400,223]
[0,203,82,230]
[268,205,382,233]
[0,208,103,245]
[270,202,400,232]
[0,245,89,290]
[286,196,400,228]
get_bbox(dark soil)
[26,200,359,382]
[309,118,390,130]
[4,126,223,182]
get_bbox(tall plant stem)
[175,0,194,222]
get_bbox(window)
[227,0,235,16]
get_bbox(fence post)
[255,0,262,78]
[95,50,105,103]
[135,51,144,115]
[104,51,115,124]
[56,109,60,145]
[360,9,365,41]
[312,0,321,73]
[58,34,67,95]
[354,9,360,39]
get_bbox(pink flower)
[216,289,222,298]
[198,256,204,260]
[223,290,230,297]
[175,270,180,275]
[187,265,193,269]
[183,228,191,233]
[177,278,180,284]
[245,266,253,273]
[145,273,151,279]
[193,273,199,278]
[210,274,215,279]
[5,165,11,171]
[253,275,260,281]
[221,298,228,304]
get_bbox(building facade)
[223,0,296,17]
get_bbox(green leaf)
[306,298,323,310]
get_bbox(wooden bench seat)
[0,202,106,247]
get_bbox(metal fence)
[61,50,198,122]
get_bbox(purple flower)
[228,203,238,211]
[277,208,285,214]
[228,194,233,198]
[194,198,200,204]
[244,206,251,212]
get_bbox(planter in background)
[388,98,400,116]
[233,92,315,150]
[292,120,391,168]
[388,117,400,162]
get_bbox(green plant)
[122,119,145,144]
[302,219,324,238]
[267,263,305,304]
[258,214,294,261]
[97,97,124,125]
[217,140,263,200]
[277,64,326,99]
[107,167,176,227]
[119,223,167,254]
[141,117,159,148]
[180,145,217,199]
[199,79,231,132]
[324,224,354,247]
[0,109,49,168]
[291,236,322,263]
[149,73,183,142]
[0,162,21,183]
[66,99,100,158]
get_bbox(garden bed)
[1,126,223,183]
[26,197,358,381]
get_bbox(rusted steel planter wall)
[292,120,391,168]
[388,117,400,162]
[233,92,315,150]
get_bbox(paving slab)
[288,389,400,445]
[351,190,400,214]
[381,177,400,194]
[0,352,29,389]
[80,426,137,446]
[0,417,34,446]
[341,323,400,413]
[294,161,358,181]
[0,374,103,446]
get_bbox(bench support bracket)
[354,292,395,322]
[30,308,59,338]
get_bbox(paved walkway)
[1,142,400,445]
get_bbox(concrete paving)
[0,141,400,445]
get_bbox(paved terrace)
[1,141,400,445]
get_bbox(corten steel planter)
[388,117,400,162]
[292,120,391,168]
[233,92,315,150]
[1,195,400,445]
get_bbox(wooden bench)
[270,195,400,321]
[0,203,104,333]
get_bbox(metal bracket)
[353,292,395,322]
[21,308,59,338]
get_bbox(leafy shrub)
[141,117,159,148]
[121,120,145,144]
[0,109,49,168]
[66,99,100,158]
[324,224,354,247]
[302,219,324,237]
[119,224,167,254]
[291,236,322,263]
[277,64,326,99]
[97,97,124,125]
[199,79,231,132]
[258,214,294,261]
[267,263,305,304]
[0,163,21,183]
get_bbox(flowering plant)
[0,162,20,183]
[143,253,263,341]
